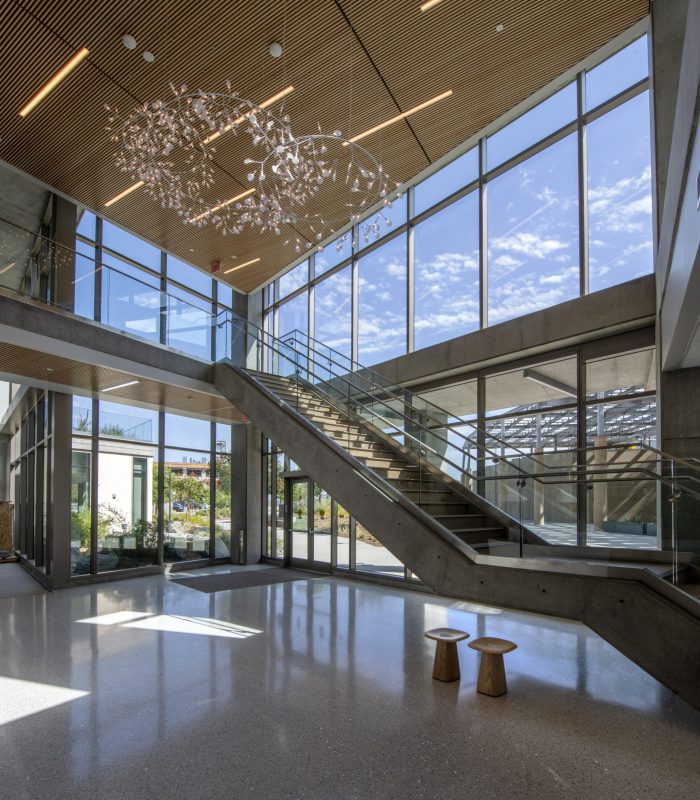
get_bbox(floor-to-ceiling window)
[261,32,653,367]
[74,213,235,361]
[261,438,418,583]
[9,395,51,572]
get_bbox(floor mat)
[171,567,315,593]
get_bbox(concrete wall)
[654,0,700,369]
[651,0,690,230]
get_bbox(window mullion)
[577,71,589,297]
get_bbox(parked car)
[172,501,185,512]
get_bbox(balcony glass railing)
[0,216,230,362]
[228,318,700,590]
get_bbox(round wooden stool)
[424,628,470,682]
[468,637,517,696]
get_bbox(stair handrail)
[228,316,700,504]
[281,327,700,489]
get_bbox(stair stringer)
[215,361,700,710]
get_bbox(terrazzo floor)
[0,564,698,799]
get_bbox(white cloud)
[492,231,569,259]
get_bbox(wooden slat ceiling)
[0,0,648,294]
[0,340,244,422]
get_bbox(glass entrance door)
[285,476,332,571]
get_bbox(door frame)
[283,474,332,573]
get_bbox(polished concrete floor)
[0,562,48,599]
[0,564,698,800]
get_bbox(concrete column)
[231,422,262,564]
[0,435,9,501]
[651,0,690,236]
[48,392,72,585]
[592,435,609,531]
[658,367,700,551]
[51,196,77,312]
[532,447,545,525]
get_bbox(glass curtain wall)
[262,439,418,582]
[263,34,652,367]
[75,213,235,360]
[9,395,51,573]
[412,338,657,549]
[66,395,235,577]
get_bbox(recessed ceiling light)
[190,188,256,222]
[104,180,145,207]
[419,0,444,11]
[122,35,137,50]
[496,23,505,32]
[19,47,90,117]
[346,89,453,144]
[142,51,155,63]
[223,257,261,274]
[203,86,295,145]
[101,380,140,393]
[269,42,283,58]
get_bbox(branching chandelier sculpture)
[106,82,401,254]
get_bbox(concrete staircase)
[258,372,525,555]
[215,360,700,710]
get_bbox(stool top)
[468,636,517,655]
[424,627,470,643]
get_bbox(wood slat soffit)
[0,0,648,293]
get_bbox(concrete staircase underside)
[215,360,700,711]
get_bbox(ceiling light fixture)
[101,380,140,393]
[496,23,505,33]
[19,47,90,117]
[0,261,15,275]
[346,89,453,144]
[190,188,256,222]
[104,180,145,207]
[108,82,399,252]
[142,51,156,63]
[122,35,137,50]
[223,257,260,274]
[420,0,444,11]
[202,85,295,145]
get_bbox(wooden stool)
[468,637,517,696]
[424,628,470,682]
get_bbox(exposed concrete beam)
[0,291,219,396]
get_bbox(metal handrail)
[231,318,700,504]
[283,328,700,486]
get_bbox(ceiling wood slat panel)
[0,0,648,294]
[0,339,244,421]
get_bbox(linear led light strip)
[203,85,295,145]
[224,257,260,274]
[101,380,140,393]
[103,86,295,208]
[0,262,15,275]
[104,180,145,207]
[19,47,90,117]
[345,89,453,145]
[190,188,256,222]
[420,0,444,11]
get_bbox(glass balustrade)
[0,216,230,362]
[228,321,700,580]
